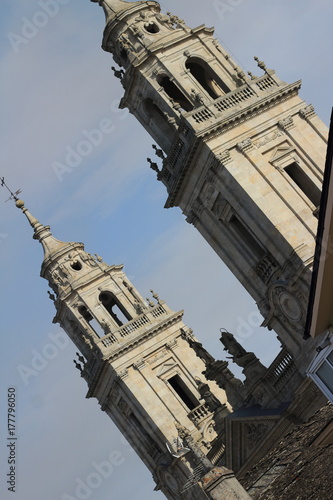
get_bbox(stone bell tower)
[90,0,328,372]
[15,197,252,500]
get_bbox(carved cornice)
[216,150,232,164]
[166,339,178,350]
[185,211,199,226]
[186,198,204,226]
[299,104,316,121]
[209,150,232,174]
[192,199,204,216]
[237,138,254,154]
[117,369,129,380]
[278,115,294,131]
[133,358,146,371]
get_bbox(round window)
[144,22,160,34]
[71,260,82,271]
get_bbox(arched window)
[78,306,105,338]
[186,58,229,99]
[99,292,131,327]
[144,98,175,152]
[158,76,193,112]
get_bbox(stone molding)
[216,150,232,164]
[133,358,146,371]
[117,369,129,380]
[166,339,178,350]
[278,115,294,131]
[299,104,316,121]
[236,138,253,154]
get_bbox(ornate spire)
[15,199,69,259]
[90,0,158,23]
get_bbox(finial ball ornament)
[16,199,25,209]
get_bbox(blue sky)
[0,0,332,499]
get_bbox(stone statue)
[187,338,215,365]
[220,330,267,381]
[174,421,190,441]
[195,379,221,412]
[111,66,125,80]
[220,330,247,359]
[73,359,82,372]
[76,352,85,365]
[203,360,246,411]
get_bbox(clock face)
[164,471,179,492]
[278,289,302,321]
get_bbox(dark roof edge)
[304,108,333,339]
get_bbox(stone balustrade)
[188,73,279,125]
[266,348,297,390]
[98,303,167,348]
[188,403,211,426]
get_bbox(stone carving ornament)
[274,287,303,322]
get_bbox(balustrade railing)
[208,440,226,466]
[99,303,167,348]
[188,74,278,125]
[266,348,296,390]
[255,74,277,91]
[187,403,210,426]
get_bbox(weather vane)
[0,177,22,202]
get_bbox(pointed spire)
[90,0,158,23]
[15,199,70,258]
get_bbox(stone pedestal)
[202,467,252,499]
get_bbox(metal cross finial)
[0,177,22,203]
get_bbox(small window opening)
[158,76,193,112]
[78,306,105,338]
[144,22,160,34]
[99,292,131,327]
[71,260,82,271]
[168,375,199,410]
[284,162,321,207]
[144,98,175,151]
[186,59,229,99]
[119,49,128,64]
[230,215,265,261]
[129,413,161,454]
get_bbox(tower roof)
[15,199,70,258]
[15,199,85,280]
[91,0,160,24]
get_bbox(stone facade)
[92,0,328,375]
